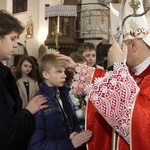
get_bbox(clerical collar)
[132,57,150,75]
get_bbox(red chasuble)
[130,65,150,149]
[71,64,149,150]
[86,65,150,150]
[86,68,112,150]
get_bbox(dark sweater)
[0,62,35,150]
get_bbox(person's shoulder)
[0,62,10,78]
[141,73,150,90]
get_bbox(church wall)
[0,0,149,66]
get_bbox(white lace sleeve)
[85,62,140,144]
[71,64,95,95]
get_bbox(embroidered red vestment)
[86,68,112,150]
[71,64,150,150]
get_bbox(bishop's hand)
[108,39,127,67]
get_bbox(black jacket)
[0,62,35,150]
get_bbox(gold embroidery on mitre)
[130,27,149,38]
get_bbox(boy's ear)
[42,71,49,79]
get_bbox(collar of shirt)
[132,56,150,75]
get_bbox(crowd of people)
[0,0,150,149]
[0,10,93,150]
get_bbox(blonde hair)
[39,54,68,81]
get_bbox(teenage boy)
[28,54,92,150]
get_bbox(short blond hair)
[39,54,68,81]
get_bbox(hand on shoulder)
[25,94,48,114]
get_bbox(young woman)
[15,56,39,108]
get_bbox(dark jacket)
[0,62,35,150]
[28,82,81,150]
